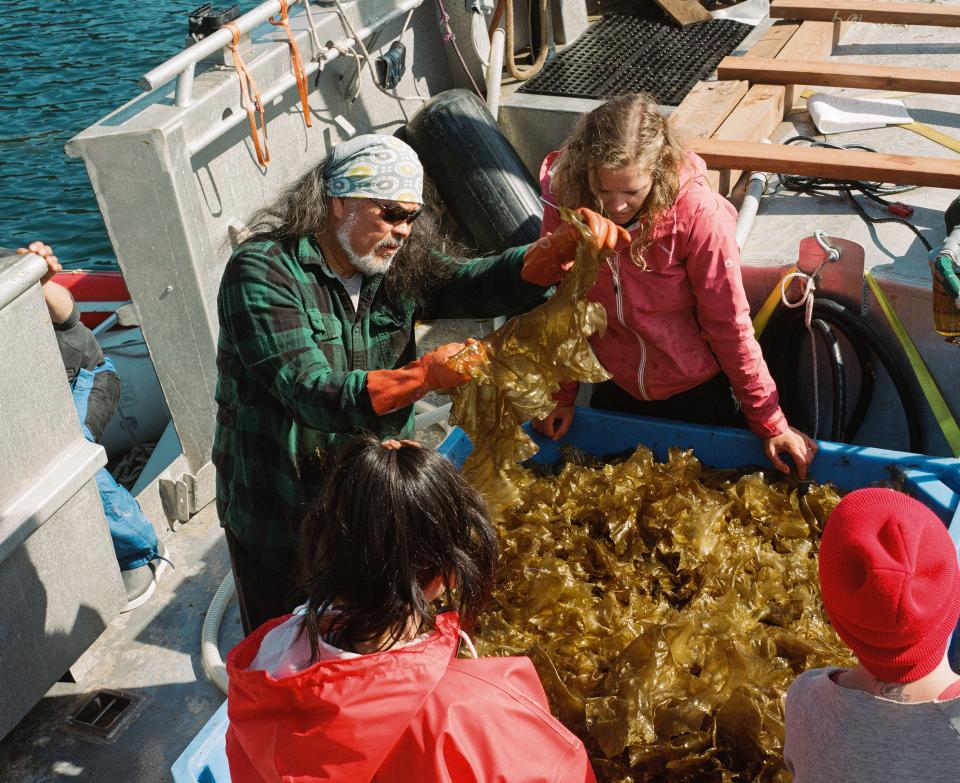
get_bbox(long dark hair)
[300,436,498,659]
[244,157,473,306]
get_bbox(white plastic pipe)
[735,139,772,250]
[414,400,453,432]
[736,171,769,250]
[486,28,505,120]
[201,569,236,695]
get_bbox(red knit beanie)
[818,487,960,683]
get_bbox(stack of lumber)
[667,1,960,192]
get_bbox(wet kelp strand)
[476,449,850,782]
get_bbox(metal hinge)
[158,463,216,523]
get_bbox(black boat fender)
[405,89,543,254]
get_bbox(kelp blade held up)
[446,207,611,509]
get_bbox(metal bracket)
[158,462,216,524]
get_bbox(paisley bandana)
[326,134,424,204]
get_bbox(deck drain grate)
[518,13,752,105]
[66,689,142,742]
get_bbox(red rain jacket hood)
[226,611,596,783]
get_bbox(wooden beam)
[745,21,800,59]
[711,85,786,194]
[770,0,960,27]
[772,21,835,109]
[776,20,835,60]
[717,57,960,95]
[690,138,960,189]
[668,21,797,143]
[669,81,749,142]
[654,0,711,26]
[701,20,813,191]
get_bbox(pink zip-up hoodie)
[541,149,787,439]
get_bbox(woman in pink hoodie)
[533,93,816,477]
[226,436,595,783]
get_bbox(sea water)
[1,1,226,269]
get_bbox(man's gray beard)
[335,222,399,277]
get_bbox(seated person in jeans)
[19,241,168,611]
[784,488,960,782]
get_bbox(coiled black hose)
[760,297,924,453]
[811,318,846,442]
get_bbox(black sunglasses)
[369,198,423,225]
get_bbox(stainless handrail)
[140,0,306,102]
[185,0,423,156]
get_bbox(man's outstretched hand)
[521,207,630,286]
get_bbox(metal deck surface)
[0,503,241,783]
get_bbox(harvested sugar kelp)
[447,208,611,510]
[473,446,853,783]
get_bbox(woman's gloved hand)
[367,339,484,415]
[521,207,630,285]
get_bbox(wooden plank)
[776,20,834,60]
[717,57,960,96]
[654,0,711,26]
[669,81,749,142]
[711,85,786,194]
[701,21,805,192]
[666,21,795,143]
[770,0,960,27]
[745,21,800,59]
[690,138,960,189]
[772,21,835,110]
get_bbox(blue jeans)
[72,360,159,571]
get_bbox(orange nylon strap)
[226,23,270,167]
[269,0,312,128]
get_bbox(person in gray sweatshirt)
[784,487,960,782]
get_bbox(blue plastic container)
[441,409,960,673]
[172,409,960,782]
[439,408,960,529]
[171,700,229,783]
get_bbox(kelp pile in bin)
[474,449,852,782]
[444,209,852,780]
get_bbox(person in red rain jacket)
[533,92,817,478]
[226,436,596,783]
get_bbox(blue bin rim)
[171,699,229,783]
[437,407,960,535]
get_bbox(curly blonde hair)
[550,93,686,267]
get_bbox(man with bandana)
[214,134,626,633]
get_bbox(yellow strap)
[865,271,960,457]
[752,265,797,339]
[899,121,960,154]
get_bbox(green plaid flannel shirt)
[213,235,545,569]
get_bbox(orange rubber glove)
[521,207,631,285]
[367,340,482,415]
